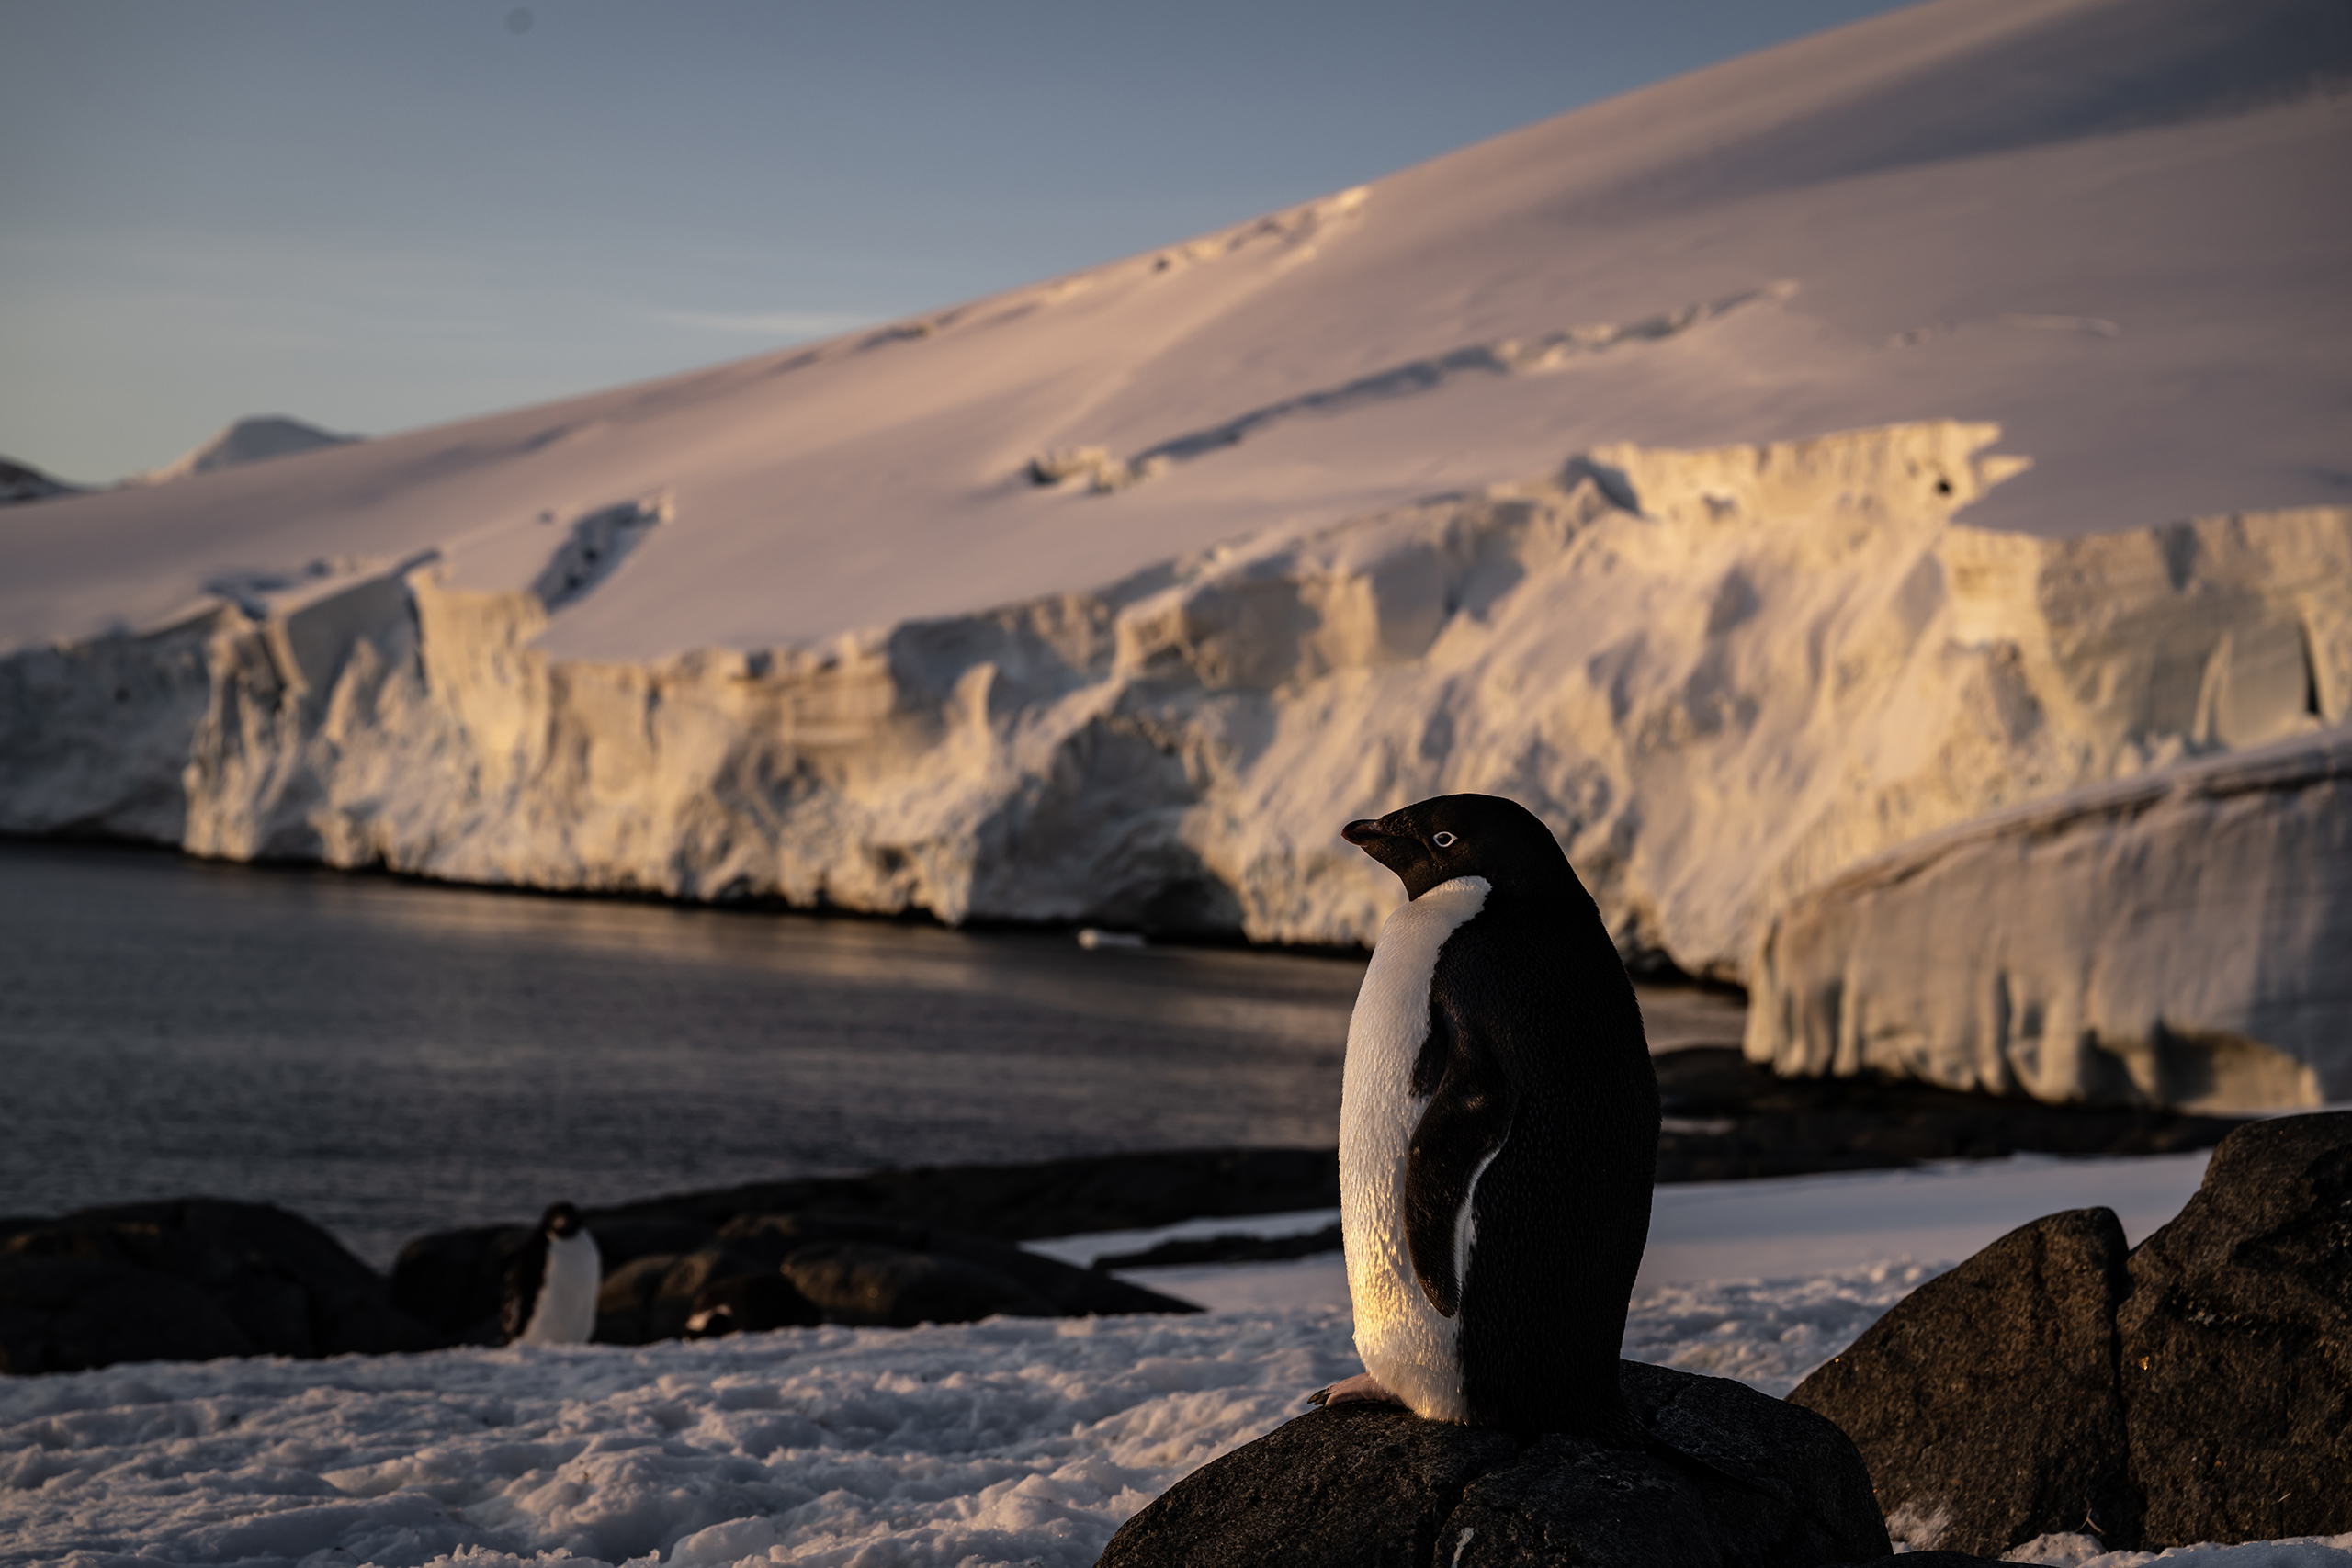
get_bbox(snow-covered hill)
[2,0,2346,1106]
[130,415,357,485]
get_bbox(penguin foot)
[1306,1373,1407,1409]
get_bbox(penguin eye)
[1432,832,1457,848]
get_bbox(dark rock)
[1094,1224,1343,1269]
[0,1256,254,1372]
[1788,1208,2137,1555]
[390,1222,537,1344]
[647,1246,780,1343]
[1099,1362,1888,1568]
[1843,1556,2027,1566]
[1652,1049,2247,1185]
[0,1199,435,1371]
[719,1212,1199,1317]
[685,1272,821,1337]
[588,1215,714,1274]
[401,1203,1203,1350]
[392,1214,718,1344]
[594,1252,678,1345]
[1100,1402,1519,1568]
[1616,1359,1889,1565]
[584,1146,1342,1242]
[2120,1110,2352,1545]
[781,1241,1061,1327]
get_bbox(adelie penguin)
[502,1202,603,1347]
[1313,793,1659,1435]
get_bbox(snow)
[131,417,357,486]
[6,1153,2341,1568]
[0,0,2346,1108]
[1023,1148,2219,1316]
[4,2,2345,660]
[1749,730,2352,1108]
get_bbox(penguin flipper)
[1404,1033,1513,1318]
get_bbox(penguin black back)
[1340,793,1658,1433]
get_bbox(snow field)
[0,1270,1933,1568]
[7,1269,2345,1568]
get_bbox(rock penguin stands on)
[1315,793,1659,1432]
[503,1201,602,1346]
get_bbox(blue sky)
[2,1,1916,481]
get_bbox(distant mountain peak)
[138,416,359,484]
[0,455,86,506]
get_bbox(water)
[0,843,1366,1266]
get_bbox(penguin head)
[1341,793,1576,901]
[541,1202,583,1239]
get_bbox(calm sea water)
[0,843,1368,1266]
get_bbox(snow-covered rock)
[131,414,356,484]
[1747,730,2352,1108]
[1,0,2346,1109]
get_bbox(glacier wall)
[1745,732,2352,1110]
[3,421,2345,1104]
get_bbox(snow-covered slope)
[5,0,2345,661]
[2,0,2346,1105]
[130,415,356,485]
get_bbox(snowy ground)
[8,1155,2351,1568]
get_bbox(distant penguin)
[503,1202,603,1347]
[1317,793,1659,1433]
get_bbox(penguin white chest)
[519,1229,603,1347]
[1340,874,1488,1421]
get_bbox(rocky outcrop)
[1,456,84,505]
[392,1206,1198,1348]
[2120,1111,2352,1546]
[1098,1362,1890,1568]
[3,425,2345,1107]
[1789,1111,2352,1556]
[1747,729,2352,1109]
[1787,1209,2138,1555]
[0,1198,438,1373]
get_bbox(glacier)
[3,421,2344,1106]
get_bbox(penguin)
[502,1202,603,1347]
[1314,793,1659,1434]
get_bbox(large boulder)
[1788,1111,2352,1555]
[0,1198,436,1372]
[1099,1362,1889,1568]
[1787,1208,2137,1554]
[2120,1111,2352,1545]
[388,1221,541,1344]
[0,1256,254,1372]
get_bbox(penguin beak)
[1343,818,1430,885]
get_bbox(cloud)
[653,308,878,338]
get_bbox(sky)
[2,0,1921,483]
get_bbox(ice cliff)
[4,420,2344,1104]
